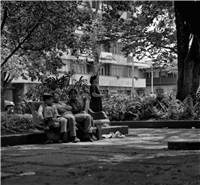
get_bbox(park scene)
[1,1,200,185]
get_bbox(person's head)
[68,88,78,100]
[90,75,99,85]
[43,93,54,106]
[53,92,60,103]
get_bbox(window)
[146,71,156,78]
[73,64,86,74]
[92,1,99,9]
[112,66,122,77]
[104,45,110,52]
[100,67,105,75]
[146,72,151,78]
[111,43,124,55]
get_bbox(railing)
[12,73,146,88]
[146,77,177,85]
[71,74,146,88]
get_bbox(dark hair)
[90,75,98,84]
[68,88,78,96]
[43,93,53,102]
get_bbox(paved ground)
[1,128,200,185]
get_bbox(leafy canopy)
[1,1,90,81]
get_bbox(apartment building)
[61,41,149,95]
[4,1,171,103]
[145,68,177,95]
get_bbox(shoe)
[57,140,63,143]
[71,136,80,143]
[83,134,93,142]
[90,134,97,141]
[44,140,53,144]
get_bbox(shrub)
[102,94,200,121]
[24,72,90,102]
[1,114,36,135]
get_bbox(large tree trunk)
[175,2,200,101]
[0,72,5,112]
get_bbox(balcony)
[71,74,146,88]
[12,73,146,89]
[146,77,177,85]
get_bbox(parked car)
[5,100,15,114]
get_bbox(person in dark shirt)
[67,88,96,142]
[89,75,104,112]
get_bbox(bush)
[102,94,200,121]
[24,72,90,102]
[1,114,36,135]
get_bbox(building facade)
[4,1,177,104]
[144,68,177,95]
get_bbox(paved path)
[1,129,200,185]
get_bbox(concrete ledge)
[101,126,129,135]
[111,120,200,128]
[1,132,46,147]
[168,141,200,150]
[1,126,129,147]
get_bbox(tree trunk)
[0,95,5,112]
[0,72,5,112]
[175,2,200,101]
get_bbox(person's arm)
[92,92,104,98]
[90,85,103,98]
[68,100,83,114]
[64,104,73,111]
[44,106,60,123]
[54,103,73,114]
[38,104,44,120]
[52,105,60,117]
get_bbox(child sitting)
[41,93,68,143]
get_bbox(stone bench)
[29,101,111,141]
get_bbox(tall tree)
[174,1,200,101]
[115,1,199,100]
[0,1,90,111]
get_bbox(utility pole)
[131,49,135,98]
[151,66,154,93]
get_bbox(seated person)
[67,88,97,142]
[41,93,68,143]
[52,92,80,143]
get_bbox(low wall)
[110,120,200,128]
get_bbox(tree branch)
[1,17,43,67]
[153,44,177,54]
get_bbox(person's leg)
[74,113,93,133]
[74,113,93,142]
[58,117,68,143]
[64,114,80,143]
[59,117,67,133]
